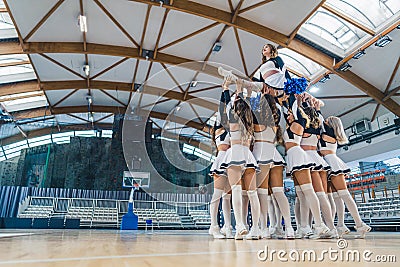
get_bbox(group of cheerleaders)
[208,43,371,240]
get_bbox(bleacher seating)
[188,210,211,225]
[18,205,54,218]
[346,169,386,192]
[65,207,93,226]
[92,207,119,227]
[134,208,182,227]
[154,209,181,224]
[345,196,400,222]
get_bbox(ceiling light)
[212,42,222,53]
[78,15,87,33]
[190,81,198,87]
[89,113,94,123]
[375,35,392,47]
[83,64,90,77]
[309,86,319,93]
[86,94,93,105]
[338,62,352,72]
[352,50,366,59]
[319,74,330,83]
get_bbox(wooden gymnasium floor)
[0,229,399,266]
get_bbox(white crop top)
[283,129,302,145]
[300,134,319,146]
[215,132,231,147]
[319,140,337,153]
[230,131,241,142]
[254,127,275,142]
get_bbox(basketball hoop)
[133,183,140,191]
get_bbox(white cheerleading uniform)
[220,91,259,172]
[272,147,286,167]
[301,128,330,172]
[209,133,230,176]
[252,101,276,166]
[319,121,350,177]
[283,95,315,176]
[252,57,289,89]
[252,128,275,166]
[221,132,259,172]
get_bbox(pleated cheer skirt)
[305,150,331,172]
[221,144,259,172]
[323,154,351,177]
[209,151,227,176]
[272,147,286,167]
[285,146,315,176]
[252,142,275,166]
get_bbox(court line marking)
[0,250,256,265]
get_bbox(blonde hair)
[262,44,278,63]
[303,106,320,129]
[298,107,311,129]
[327,116,348,145]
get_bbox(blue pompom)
[249,93,261,111]
[284,77,308,94]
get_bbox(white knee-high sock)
[316,192,335,229]
[272,194,282,229]
[300,183,323,226]
[257,188,269,229]
[333,192,345,227]
[294,197,301,229]
[247,190,261,229]
[338,189,363,227]
[296,185,310,227]
[222,194,232,228]
[267,195,275,228]
[210,188,223,226]
[272,187,292,228]
[231,185,244,227]
[242,190,249,226]
[308,207,313,226]
[328,193,336,220]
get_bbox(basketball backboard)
[123,171,150,188]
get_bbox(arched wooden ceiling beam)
[10,106,211,133]
[0,80,39,97]
[0,123,212,153]
[1,123,113,146]
[39,80,218,111]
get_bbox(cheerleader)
[250,89,276,239]
[236,43,295,239]
[319,115,371,238]
[300,94,337,238]
[208,86,233,239]
[281,92,329,238]
[263,95,294,239]
[220,78,261,240]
